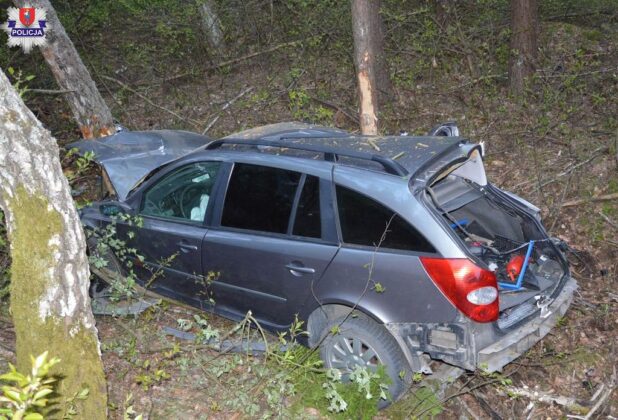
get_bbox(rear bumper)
[386,277,577,373]
[477,277,577,372]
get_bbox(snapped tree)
[0,69,107,418]
[351,0,389,135]
[509,0,538,95]
[14,0,115,138]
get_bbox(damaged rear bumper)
[477,277,577,372]
[386,277,577,373]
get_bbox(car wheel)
[319,314,411,405]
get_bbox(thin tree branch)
[202,86,254,134]
[562,193,618,208]
[27,88,76,94]
[101,75,201,128]
[205,40,302,72]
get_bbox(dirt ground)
[1,2,617,418]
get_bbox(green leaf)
[373,282,386,293]
[1,388,21,402]
[33,388,53,400]
[33,351,49,372]
[24,413,44,420]
[77,387,90,399]
[0,372,26,382]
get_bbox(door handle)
[285,263,315,276]
[177,242,198,252]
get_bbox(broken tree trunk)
[13,0,115,138]
[352,0,380,135]
[509,0,538,95]
[0,68,107,418]
[369,0,392,104]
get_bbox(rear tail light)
[420,258,499,323]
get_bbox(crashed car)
[75,122,577,401]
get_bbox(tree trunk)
[352,0,380,135]
[197,0,225,51]
[0,69,107,419]
[13,0,115,138]
[370,1,392,104]
[509,0,538,95]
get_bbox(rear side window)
[222,163,301,234]
[336,185,435,252]
[292,175,321,238]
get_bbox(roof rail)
[204,138,409,176]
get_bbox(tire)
[319,314,411,405]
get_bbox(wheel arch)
[305,302,385,348]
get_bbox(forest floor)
[1,1,617,418]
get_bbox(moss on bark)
[8,186,107,419]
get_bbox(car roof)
[68,122,470,200]
[212,122,468,178]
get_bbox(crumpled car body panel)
[68,129,211,200]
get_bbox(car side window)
[292,175,321,239]
[336,185,435,252]
[141,162,221,222]
[222,163,301,234]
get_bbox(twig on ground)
[603,239,618,247]
[584,384,615,419]
[414,368,520,418]
[562,192,618,208]
[101,75,201,128]
[598,211,618,230]
[503,386,589,413]
[202,86,254,134]
[445,73,507,93]
[205,40,302,72]
[537,66,618,78]
[514,146,608,190]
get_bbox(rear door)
[202,163,338,327]
[311,184,458,324]
[122,161,222,305]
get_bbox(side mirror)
[427,122,460,137]
[99,202,132,217]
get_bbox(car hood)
[68,130,211,200]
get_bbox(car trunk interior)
[426,170,566,316]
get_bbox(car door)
[202,163,339,328]
[121,161,222,306]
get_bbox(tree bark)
[352,0,380,135]
[13,0,115,138]
[197,0,225,51]
[509,0,538,95]
[370,1,392,104]
[0,69,107,418]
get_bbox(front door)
[123,161,221,306]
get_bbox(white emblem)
[2,6,49,53]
